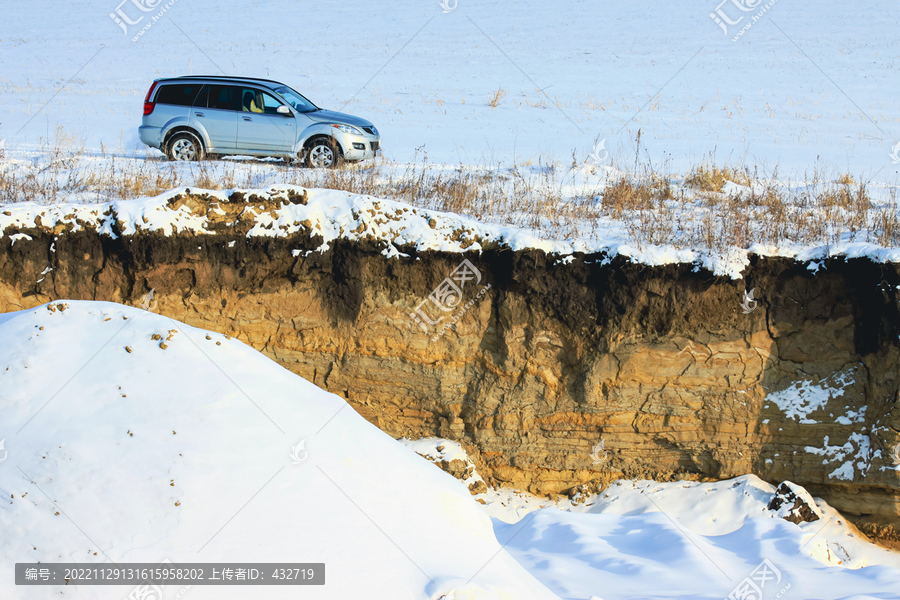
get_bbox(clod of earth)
[767,481,821,524]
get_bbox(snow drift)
[0,301,559,599]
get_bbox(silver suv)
[138,76,381,168]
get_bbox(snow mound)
[404,440,900,600]
[0,301,558,600]
[496,476,900,600]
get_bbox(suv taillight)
[143,81,159,116]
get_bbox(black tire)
[304,136,343,169]
[166,132,205,162]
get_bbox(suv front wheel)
[305,137,343,169]
[166,132,205,162]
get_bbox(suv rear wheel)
[305,137,342,169]
[166,132,204,161]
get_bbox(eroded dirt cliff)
[2,190,899,545]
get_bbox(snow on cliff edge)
[4,185,900,279]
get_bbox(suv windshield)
[272,85,319,113]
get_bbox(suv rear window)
[154,84,201,106]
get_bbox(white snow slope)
[0,301,560,600]
[493,477,900,600]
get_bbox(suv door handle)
[242,116,252,121]
[193,112,204,117]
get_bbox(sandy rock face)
[2,192,900,544]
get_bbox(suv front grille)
[370,141,379,152]
[362,127,375,135]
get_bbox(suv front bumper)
[335,131,381,162]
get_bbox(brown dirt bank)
[2,198,899,545]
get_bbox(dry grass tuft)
[685,165,750,192]
[837,173,855,186]
[602,179,655,216]
[486,87,506,109]
[819,182,870,211]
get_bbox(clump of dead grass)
[684,164,751,192]
[486,87,506,109]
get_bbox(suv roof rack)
[160,75,286,87]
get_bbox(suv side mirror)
[277,105,292,116]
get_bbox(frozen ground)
[0,0,898,178]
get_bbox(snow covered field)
[1,0,898,176]
[2,303,899,600]
[2,1,900,264]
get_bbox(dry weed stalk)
[486,87,506,109]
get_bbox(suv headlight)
[330,124,363,136]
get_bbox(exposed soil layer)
[2,196,899,545]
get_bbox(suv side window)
[155,83,201,106]
[208,85,240,111]
[259,92,287,115]
[240,88,286,114]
